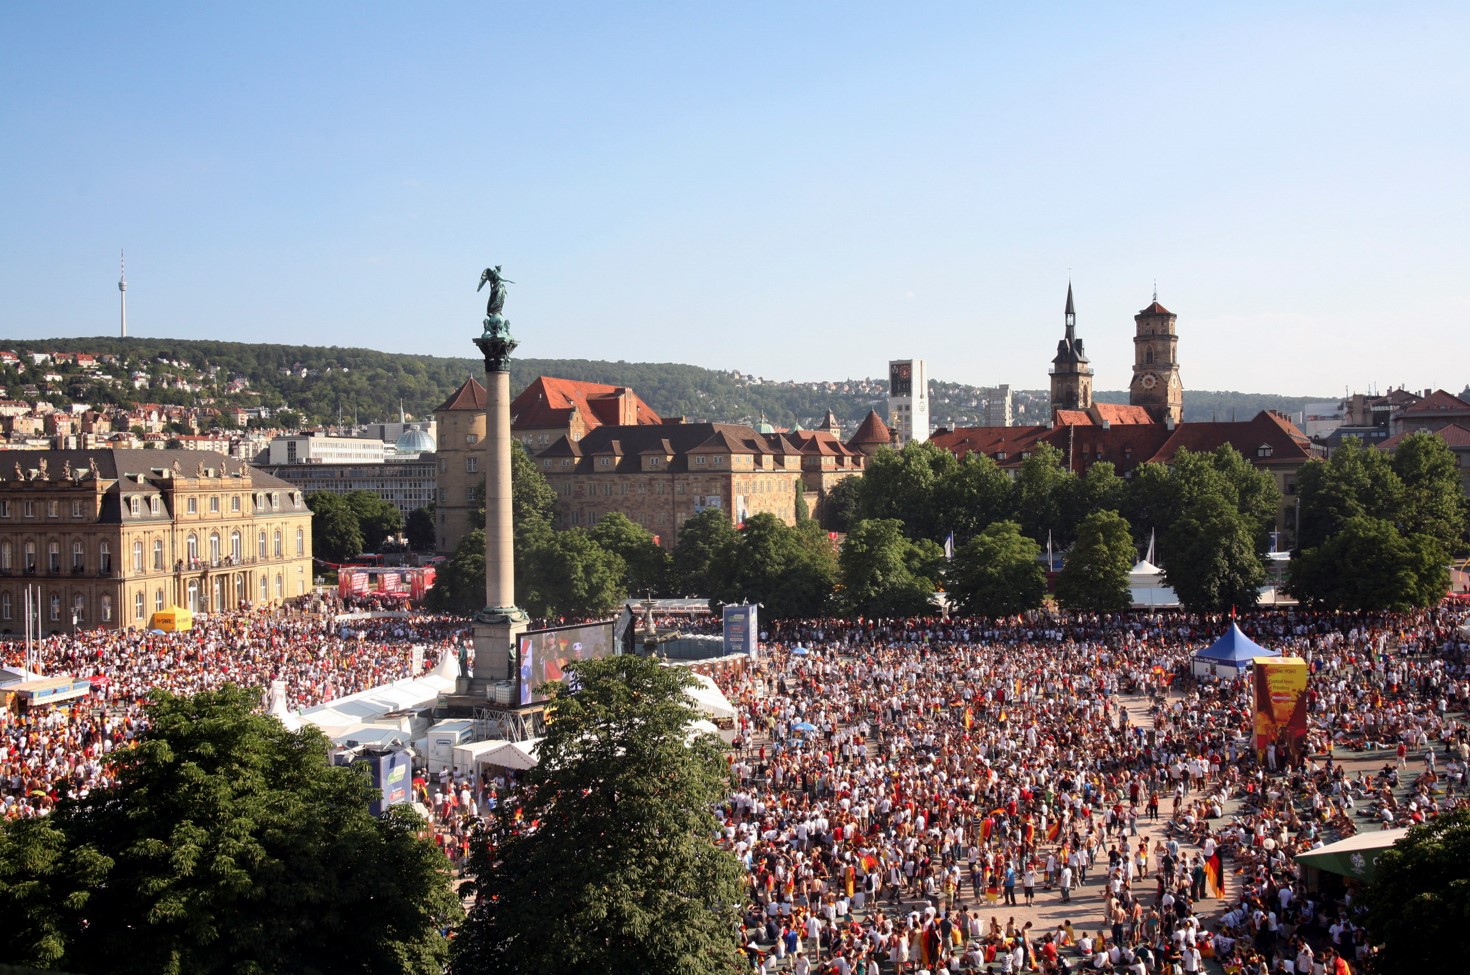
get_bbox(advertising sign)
[517,621,616,706]
[723,604,758,659]
[1253,656,1309,766]
[368,747,412,817]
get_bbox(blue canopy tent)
[1191,622,1279,678]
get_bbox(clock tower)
[1049,282,1093,419]
[1129,295,1182,424]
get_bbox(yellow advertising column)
[1253,656,1309,767]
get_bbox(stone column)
[468,304,528,686]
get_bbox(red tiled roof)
[1379,423,1470,450]
[1094,403,1156,425]
[435,377,486,412]
[848,410,892,446]
[1137,301,1172,316]
[931,425,1048,463]
[1396,389,1470,416]
[511,376,662,431]
[1151,411,1315,464]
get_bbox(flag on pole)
[944,532,955,561]
[1047,530,1054,569]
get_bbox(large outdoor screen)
[517,621,616,706]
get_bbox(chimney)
[1165,415,1176,431]
[1101,419,1111,430]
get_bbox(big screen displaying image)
[517,621,616,705]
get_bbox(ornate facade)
[0,449,313,633]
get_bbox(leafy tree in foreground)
[450,655,745,975]
[708,513,836,617]
[670,507,739,598]
[1055,509,1135,613]
[0,687,458,975]
[947,520,1045,618]
[589,511,672,596]
[306,491,364,564]
[520,528,627,619]
[343,489,404,551]
[1363,807,1470,975]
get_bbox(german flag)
[964,708,974,730]
[1046,821,1061,842]
[1204,851,1224,898]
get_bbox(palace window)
[0,500,8,518]
[0,592,9,620]
[47,500,59,518]
[135,592,145,621]
[154,540,165,570]
[23,501,35,518]
[187,497,198,514]
[24,542,36,572]
[72,541,84,571]
[72,500,83,518]
[0,541,11,571]
[467,457,478,473]
[296,528,305,556]
[187,533,199,562]
[156,589,165,613]
[150,497,161,515]
[100,594,112,622]
[73,594,85,622]
[231,531,242,562]
[273,530,283,558]
[50,595,61,621]
[209,532,221,564]
[232,495,241,512]
[258,531,268,559]
[99,542,111,574]
[49,542,61,573]
[210,496,220,513]
[260,576,268,601]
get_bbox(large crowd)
[6,600,1470,975]
[1,604,471,820]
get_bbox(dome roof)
[395,424,436,454]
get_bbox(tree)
[1296,438,1403,550]
[839,518,939,618]
[589,512,672,596]
[947,521,1045,618]
[1163,493,1265,613]
[428,529,485,616]
[520,529,627,619]
[707,514,836,618]
[306,491,364,564]
[1390,431,1469,555]
[0,688,458,975]
[669,508,738,598]
[819,475,864,534]
[404,505,436,552]
[1055,510,1135,613]
[1010,442,1068,546]
[511,440,556,532]
[1363,807,1470,975]
[451,655,745,975]
[1058,462,1125,547]
[859,440,958,541]
[1288,516,1448,611]
[933,452,1014,543]
[343,489,403,551]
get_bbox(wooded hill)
[4,336,1331,432]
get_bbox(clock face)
[1140,372,1158,390]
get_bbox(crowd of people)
[6,598,1470,974]
[701,607,1470,974]
[1,604,471,820]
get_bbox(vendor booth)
[149,607,194,632]
[1295,828,1409,883]
[1191,622,1279,679]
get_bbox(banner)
[1253,656,1309,766]
[723,604,758,659]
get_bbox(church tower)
[1049,282,1093,419]
[1129,294,1182,424]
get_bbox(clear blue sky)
[3,2,1466,398]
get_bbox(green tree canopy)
[343,489,404,551]
[1296,438,1403,550]
[306,491,364,564]
[1163,493,1265,613]
[1288,516,1448,611]
[947,520,1045,618]
[450,655,745,975]
[429,528,485,616]
[859,441,958,541]
[1054,509,1136,613]
[1390,431,1469,555]
[520,528,627,620]
[838,518,940,618]
[1363,807,1470,975]
[404,505,436,552]
[707,514,836,617]
[819,475,864,534]
[670,508,739,598]
[0,687,458,975]
[589,512,672,596]
[933,452,1014,543]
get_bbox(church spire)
[1064,280,1076,338]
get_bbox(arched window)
[133,541,144,572]
[273,530,282,558]
[187,533,198,562]
[135,591,146,621]
[274,573,283,599]
[155,588,165,612]
[258,531,267,559]
[295,528,304,556]
[153,539,165,570]
[209,532,221,564]
[1145,348,1154,364]
[259,575,268,601]
[231,531,242,562]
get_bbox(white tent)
[297,652,459,738]
[453,738,512,771]
[1129,560,1180,608]
[484,738,543,771]
[684,672,737,721]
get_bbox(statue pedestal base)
[470,615,527,684]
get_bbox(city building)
[0,449,313,633]
[264,433,387,466]
[886,359,929,446]
[983,385,1014,427]
[258,456,436,517]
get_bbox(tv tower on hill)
[118,250,127,338]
